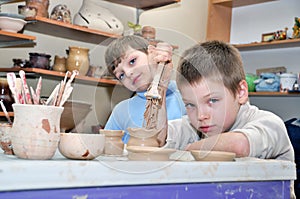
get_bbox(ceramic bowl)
[0,123,13,155]
[60,101,92,132]
[0,16,26,33]
[191,150,236,162]
[126,146,176,161]
[58,132,105,160]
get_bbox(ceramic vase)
[11,104,64,160]
[66,46,90,76]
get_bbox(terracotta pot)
[66,46,90,76]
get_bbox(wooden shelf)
[212,0,276,7]
[104,0,180,10]
[0,68,119,87]
[0,112,14,117]
[234,38,300,51]
[249,92,300,97]
[206,0,276,42]
[25,16,121,44]
[0,30,36,48]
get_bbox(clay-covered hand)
[147,42,173,74]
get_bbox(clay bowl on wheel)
[58,132,105,160]
[60,101,92,132]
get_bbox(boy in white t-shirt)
[165,40,294,162]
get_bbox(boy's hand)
[148,42,173,73]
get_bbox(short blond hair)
[176,40,245,96]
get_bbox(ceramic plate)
[191,150,236,162]
[0,13,25,19]
[126,146,176,161]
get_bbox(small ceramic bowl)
[0,16,26,33]
[58,133,105,160]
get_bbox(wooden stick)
[0,101,12,124]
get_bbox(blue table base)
[0,181,290,199]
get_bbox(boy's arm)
[185,132,250,158]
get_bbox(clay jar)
[127,127,159,147]
[100,129,124,156]
[66,46,90,76]
[52,55,66,72]
[0,78,14,112]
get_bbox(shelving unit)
[0,0,183,118]
[25,16,121,44]
[234,38,300,51]
[206,0,300,98]
[249,92,299,97]
[0,68,119,86]
[0,30,35,47]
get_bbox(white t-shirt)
[166,102,294,162]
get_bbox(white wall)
[231,0,300,120]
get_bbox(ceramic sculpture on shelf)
[73,0,124,35]
[293,17,300,38]
[50,4,72,24]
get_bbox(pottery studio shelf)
[0,30,36,48]
[234,38,300,51]
[0,68,119,87]
[211,0,276,7]
[25,16,121,44]
[249,92,300,97]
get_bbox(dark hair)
[105,35,149,76]
[176,40,245,95]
